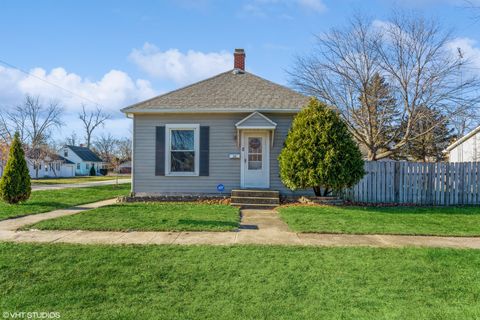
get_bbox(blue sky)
[0,0,479,139]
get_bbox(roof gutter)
[122,108,301,116]
[445,124,480,151]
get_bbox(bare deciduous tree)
[79,105,110,148]
[93,133,118,165]
[290,12,480,160]
[116,137,132,162]
[65,132,79,146]
[0,95,64,177]
[0,95,63,147]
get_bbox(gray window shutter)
[199,126,209,176]
[155,126,165,176]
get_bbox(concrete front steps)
[231,189,280,209]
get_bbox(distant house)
[25,148,75,178]
[446,125,480,162]
[28,154,75,179]
[119,161,131,174]
[61,145,105,176]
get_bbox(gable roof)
[53,155,75,164]
[66,145,103,162]
[26,149,75,164]
[121,70,309,113]
[446,124,480,152]
[235,112,277,129]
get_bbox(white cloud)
[0,66,155,113]
[446,37,480,69]
[0,65,156,139]
[129,43,233,85]
[297,0,326,13]
[371,19,392,32]
[382,0,479,6]
[241,0,327,18]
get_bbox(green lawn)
[27,203,240,232]
[1,243,480,319]
[31,176,129,184]
[0,184,130,221]
[279,205,480,236]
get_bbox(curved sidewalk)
[0,201,480,249]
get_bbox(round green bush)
[278,98,365,196]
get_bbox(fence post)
[394,162,400,203]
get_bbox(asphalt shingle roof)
[121,70,309,113]
[54,155,75,164]
[66,145,103,162]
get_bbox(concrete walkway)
[32,179,131,191]
[1,201,480,249]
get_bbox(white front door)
[241,131,270,188]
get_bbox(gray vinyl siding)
[132,113,312,196]
[238,113,274,127]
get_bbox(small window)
[248,137,263,170]
[64,150,68,157]
[86,164,90,169]
[166,124,199,176]
[77,163,80,170]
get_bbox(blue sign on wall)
[217,184,225,192]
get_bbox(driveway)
[32,179,131,191]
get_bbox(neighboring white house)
[446,125,480,162]
[0,157,77,179]
[28,155,75,179]
[61,145,105,176]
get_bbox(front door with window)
[241,131,269,188]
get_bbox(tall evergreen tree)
[279,98,365,196]
[90,164,96,176]
[404,107,455,162]
[0,132,31,204]
[357,73,400,160]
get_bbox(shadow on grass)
[178,219,239,228]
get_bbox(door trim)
[240,130,270,189]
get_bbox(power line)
[0,58,103,106]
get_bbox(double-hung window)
[166,124,199,176]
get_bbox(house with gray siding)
[122,49,311,199]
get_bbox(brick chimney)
[234,49,245,71]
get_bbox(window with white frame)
[166,124,199,176]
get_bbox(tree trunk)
[313,186,321,196]
[323,187,331,196]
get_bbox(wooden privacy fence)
[343,161,480,205]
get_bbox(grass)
[0,184,131,221]
[28,202,240,232]
[1,243,480,319]
[279,205,480,236]
[31,176,129,184]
